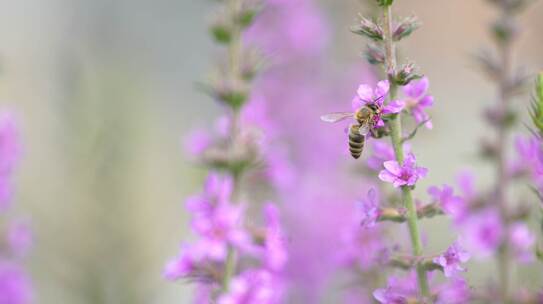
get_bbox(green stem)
[382,4,429,298]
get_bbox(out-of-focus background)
[0,0,541,303]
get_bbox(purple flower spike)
[378,153,428,188]
[402,77,433,129]
[433,241,470,277]
[359,188,380,229]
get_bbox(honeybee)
[321,105,379,159]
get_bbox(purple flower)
[6,221,33,258]
[427,185,467,221]
[217,269,282,304]
[378,153,428,187]
[367,140,411,171]
[459,208,503,258]
[435,277,470,304]
[263,203,288,272]
[184,130,212,157]
[352,80,405,128]
[509,223,535,263]
[0,261,32,304]
[402,77,433,129]
[0,113,20,176]
[358,188,380,229]
[163,243,205,281]
[373,272,419,304]
[373,287,408,304]
[0,113,20,212]
[456,170,476,202]
[433,241,470,277]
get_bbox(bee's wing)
[358,123,370,136]
[320,112,353,123]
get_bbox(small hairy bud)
[351,17,384,41]
[393,16,420,41]
[391,62,421,86]
[474,49,503,82]
[492,18,519,45]
[210,22,232,44]
[488,0,528,12]
[237,3,261,29]
[240,48,264,81]
[365,43,385,65]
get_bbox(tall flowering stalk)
[0,113,32,304]
[166,0,288,302]
[380,3,429,296]
[474,0,532,299]
[336,1,473,302]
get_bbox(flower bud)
[488,0,527,12]
[391,62,421,86]
[474,49,502,82]
[351,17,383,41]
[210,22,233,44]
[240,49,264,81]
[492,18,519,45]
[536,244,543,262]
[365,43,385,65]
[210,79,249,110]
[236,3,260,29]
[393,16,420,41]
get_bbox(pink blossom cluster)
[164,174,287,303]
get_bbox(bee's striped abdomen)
[348,125,365,159]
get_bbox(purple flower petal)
[403,76,429,99]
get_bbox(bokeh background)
[0,0,542,303]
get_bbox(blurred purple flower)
[163,243,204,281]
[373,272,419,304]
[427,185,467,221]
[184,130,212,157]
[509,223,535,263]
[373,287,408,304]
[245,0,329,61]
[433,241,470,277]
[402,77,433,129]
[359,188,380,229]
[378,153,428,187]
[459,208,503,258]
[435,277,470,304]
[263,203,288,272]
[367,140,411,171]
[217,269,282,304]
[0,113,20,175]
[456,170,477,202]
[6,222,33,258]
[0,261,32,304]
